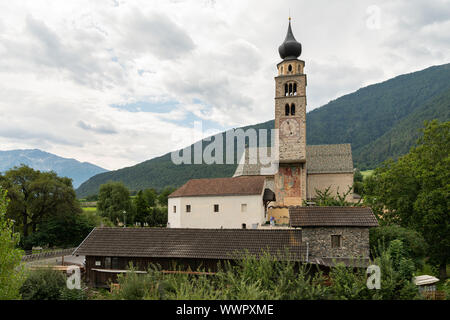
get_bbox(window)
[284,83,288,96]
[105,257,111,269]
[173,205,176,213]
[291,103,296,116]
[186,205,191,213]
[331,235,342,248]
[288,64,292,72]
[285,104,290,116]
[242,223,247,229]
[280,66,283,74]
[241,204,247,212]
[111,257,119,269]
[293,83,297,95]
[214,204,219,213]
[289,83,293,95]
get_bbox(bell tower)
[274,18,307,206]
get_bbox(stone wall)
[302,227,370,259]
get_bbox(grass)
[82,207,97,213]
[361,170,374,179]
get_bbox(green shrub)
[370,225,427,268]
[20,269,66,300]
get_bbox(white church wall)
[168,194,265,229]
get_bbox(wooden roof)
[168,176,266,198]
[73,227,306,261]
[289,206,379,227]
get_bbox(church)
[168,19,356,229]
[73,20,378,286]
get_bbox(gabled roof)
[168,176,266,198]
[233,144,353,177]
[306,144,353,174]
[289,206,379,227]
[73,227,306,261]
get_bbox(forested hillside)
[76,63,450,197]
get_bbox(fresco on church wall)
[275,166,301,203]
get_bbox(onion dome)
[278,18,302,60]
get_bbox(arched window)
[284,83,288,96]
[288,64,292,72]
[291,104,296,116]
[293,83,297,95]
[285,104,290,116]
[289,83,292,95]
[280,66,283,74]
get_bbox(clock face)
[280,119,300,138]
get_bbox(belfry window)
[285,83,288,96]
[291,104,296,116]
[285,104,290,116]
[293,83,297,95]
[289,83,293,95]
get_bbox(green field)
[361,170,374,179]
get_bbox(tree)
[370,225,428,269]
[304,186,361,207]
[20,269,66,300]
[134,190,149,227]
[0,166,81,250]
[363,120,449,279]
[158,187,176,207]
[143,188,157,208]
[97,182,132,226]
[0,187,25,299]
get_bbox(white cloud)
[0,0,449,170]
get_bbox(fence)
[21,248,77,263]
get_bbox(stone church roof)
[168,175,266,198]
[233,144,353,177]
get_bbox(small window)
[95,260,101,266]
[291,104,296,116]
[241,204,247,212]
[105,257,111,269]
[285,104,290,116]
[331,235,342,248]
[186,205,191,213]
[284,83,288,96]
[214,204,219,213]
[288,64,292,72]
[293,83,297,94]
[242,223,247,229]
[280,66,283,74]
[111,257,119,269]
[289,83,292,95]
[173,205,176,213]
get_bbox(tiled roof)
[168,176,266,198]
[289,206,379,227]
[73,227,306,261]
[233,144,353,177]
[306,144,353,174]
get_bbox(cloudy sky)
[0,0,449,170]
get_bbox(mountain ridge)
[72,62,450,197]
[0,149,107,188]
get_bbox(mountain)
[76,63,450,198]
[0,149,108,188]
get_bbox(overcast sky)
[0,0,449,170]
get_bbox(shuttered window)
[331,235,342,248]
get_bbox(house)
[289,206,378,266]
[168,176,275,229]
[72,227,305,287]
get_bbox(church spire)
[278,18,302,60]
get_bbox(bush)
[20,269,66,300]
[370,225,428,268]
